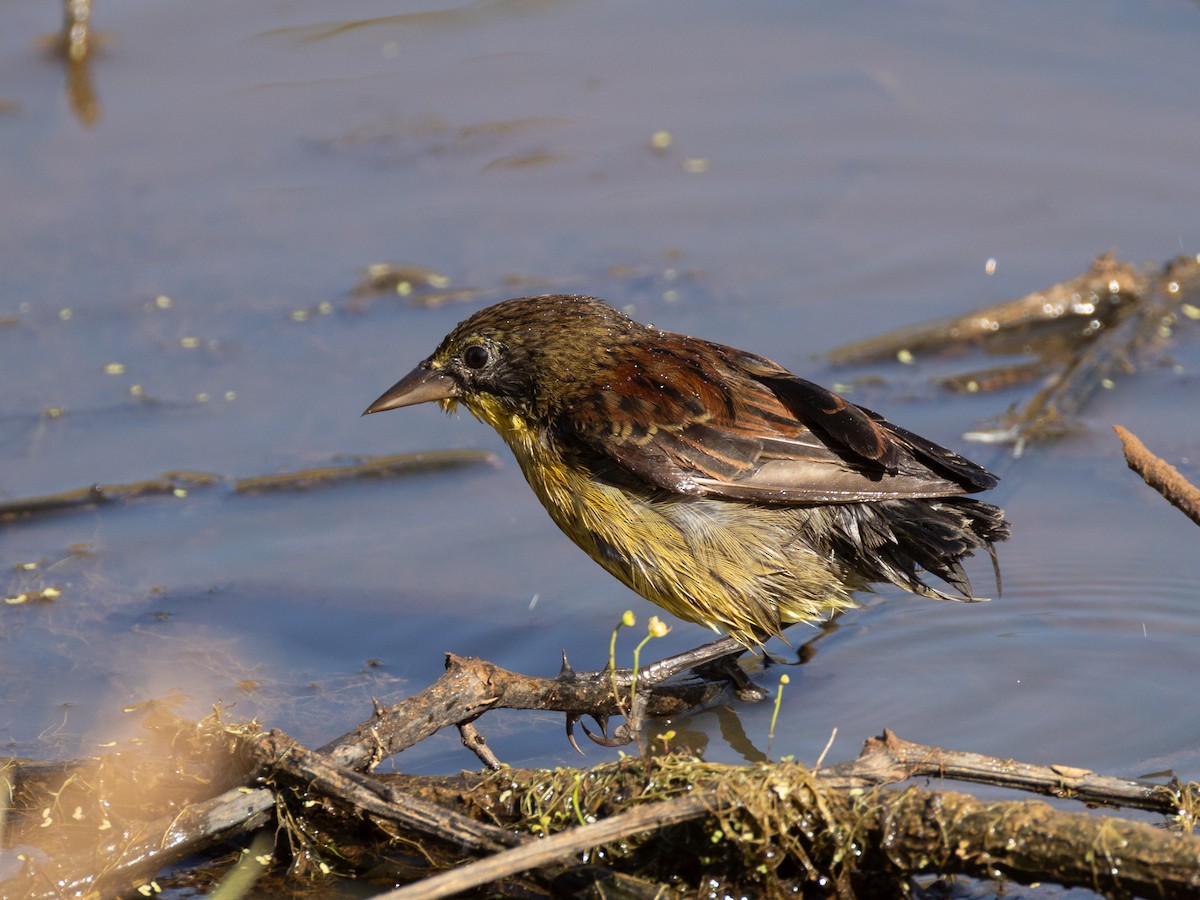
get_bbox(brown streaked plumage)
[364,294,1009,648]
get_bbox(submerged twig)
[1114,425,1200,528]
[0,471,221,518]
[0,451,496,522]
[41,0,102,126]
[232,449,497,493]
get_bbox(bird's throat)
[464,395,532,444]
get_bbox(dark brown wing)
[561,333,997,504]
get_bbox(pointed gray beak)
[362,364,459,415]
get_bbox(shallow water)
[3,1,1199,893]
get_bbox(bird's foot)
[566,708,643,751]
[694,653,768,703]
[560,636,755,752]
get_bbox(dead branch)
[321,651,734,771]
[254,729,522,853]
[6,675,1198,900]
[841,729,1200,818]
[372,763,1200,900]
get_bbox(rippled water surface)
[2,2,1199,894]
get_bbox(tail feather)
[833,496,1010,602]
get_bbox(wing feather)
[560,332,997,504]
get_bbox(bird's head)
[363,294,640,431]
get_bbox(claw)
[565,713,586,755]
[567,713,632,751]
[697,655,768,702]
[561,636,767,754]
[580,716,633,748]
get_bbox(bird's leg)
[635,635,750,687]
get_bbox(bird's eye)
[463,344,490,369]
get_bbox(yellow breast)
[463,394,853,647]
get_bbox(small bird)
[364,295,1009,650]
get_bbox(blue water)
[2,3,1199,895]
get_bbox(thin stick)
[374,792,713,900]
[1114,425,1200,527]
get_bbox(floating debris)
[352,263,452,298]
[830,253,1148,367]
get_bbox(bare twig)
[834,729,1199,817]
[458,722,504,771]
[375,792,713,900]
[1114,425,1200,528]
[256,729,522,852]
